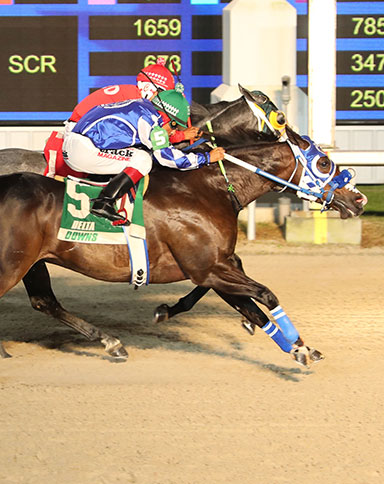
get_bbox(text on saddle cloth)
[57,176,149,286]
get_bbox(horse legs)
[189,260,324,367]
[215,291,323,367]
[19,261,128,359]
[153,254,245,323]
[226,287,324,363]
[154,253,307,354]
[154,285,210,323]
[0,342,11,359]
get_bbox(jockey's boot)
[90,171,135,222]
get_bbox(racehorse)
[0,85,288,361]
[0,85,286,329]
[0,134,366,366]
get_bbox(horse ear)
[238,84,255,102]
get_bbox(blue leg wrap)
[270,305,299,344]
[262,321,292,353]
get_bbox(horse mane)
[190,99,241,125]
[286,125,305,146]
[191,97,279,145]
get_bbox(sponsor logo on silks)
[64,231,98,242]
[71,220,95,231]
[97,152,130,161]
[97,148,133,161]
[100,148,133,156]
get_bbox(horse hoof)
[0,343,11,359]
[153,304,170,323]
[242,320,255,336]
[307,347,325,363]
[290,346,311,368]
[108,343,129,360]
[101,337,128,360]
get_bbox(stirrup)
[90,202,126,223]
[90,196,115,203]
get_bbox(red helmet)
[136,57,175,92]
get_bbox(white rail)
[329,151,384,166]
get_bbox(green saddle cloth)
[58,177,145,244]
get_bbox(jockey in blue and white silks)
[64,99,208,174]
[63,87,225,223]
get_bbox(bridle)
[284,138,353,210]
[243,98,355,210]
[187,95,355,211]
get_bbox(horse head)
[236,90,367,218]
[288,132,367,218]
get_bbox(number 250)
[351,90,384,108]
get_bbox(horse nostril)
[356,194,368,206]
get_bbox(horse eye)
[276,112,286,126]
[318,158,331,172]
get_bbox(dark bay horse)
[0,85,292,362]
[0,138,366,366]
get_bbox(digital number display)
[293,0,384,124]
[3,1,382,126]
[338,51,384,74]
[89,16,182,40]
[0,1,228,124]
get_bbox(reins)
[206,120,243,213]
[200,96,352,210]
[222,145,353,211]
[184,95,352,211]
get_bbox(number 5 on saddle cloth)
[57,176,149,287]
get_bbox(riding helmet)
[152,83,190,128]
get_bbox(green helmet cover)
[152,89,190,128]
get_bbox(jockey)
[62,85,225,223]
[64,58,201,144]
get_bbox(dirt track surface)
[1,241,384,484]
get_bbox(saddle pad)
[58,177,126,244]
[57,177,149,286]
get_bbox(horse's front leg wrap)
[270,305,300,344]
[262,321,315,367]
[262,321,292,353]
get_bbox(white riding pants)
[63,132,152,176]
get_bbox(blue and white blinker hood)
[289,135,353,209]
[299,135,336,188]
